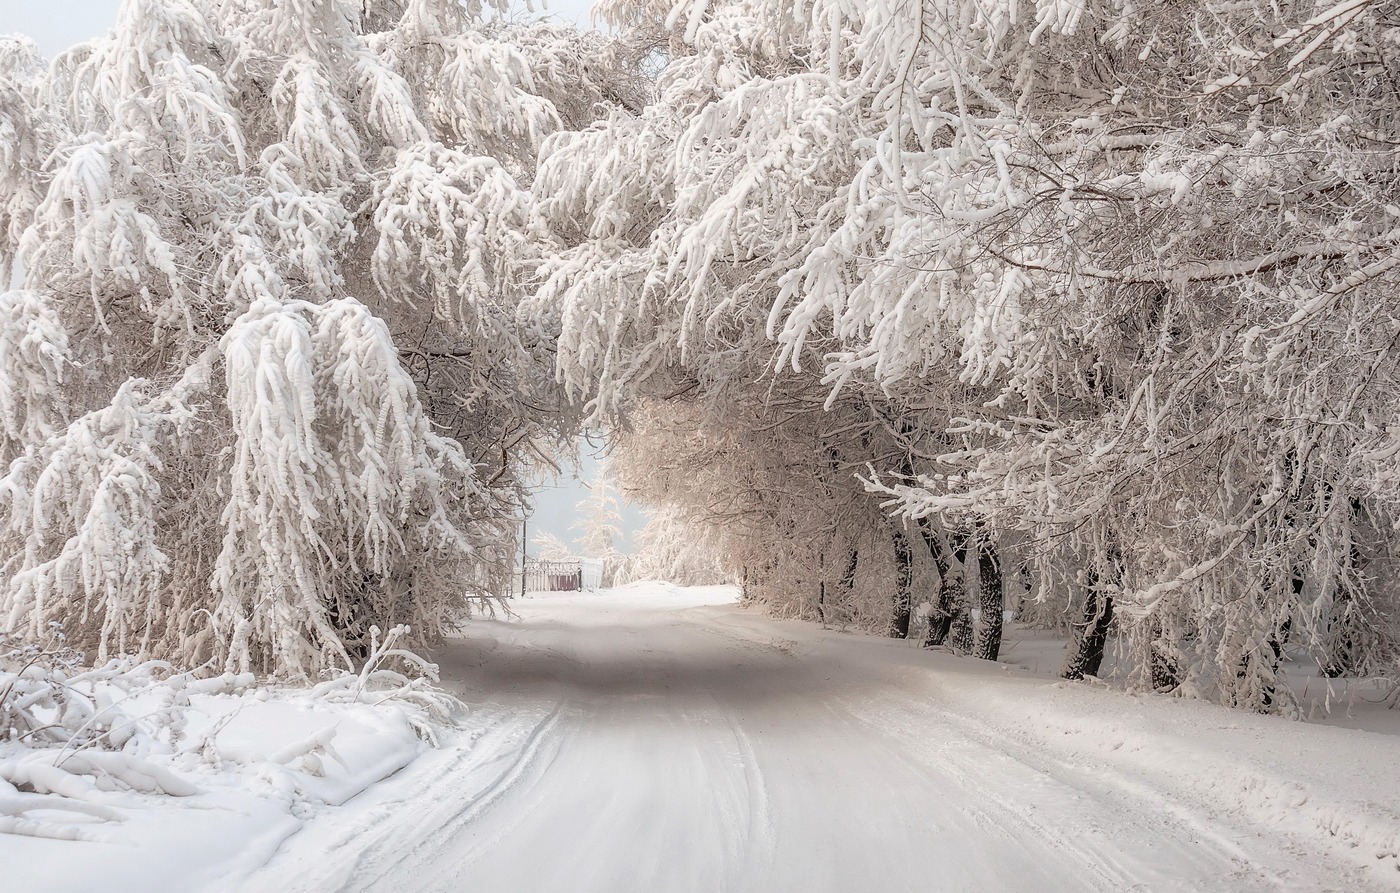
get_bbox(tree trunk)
[1236,610,1289,710]
[839,549,859,598]
[1322,498,1364,678]
[1150,653,1180,691]
[973,526,1003,661]
[1148,621,1180,692]
[1321,607,1358,677]
[889,530,913,638]
[921,521,966,648]
[1322,589,1359,678]
[1237,638,1284,712]
[329,574,378,662]
[1062,549,1120,680]
[1062,578,1113,680]
[949,606,975,654]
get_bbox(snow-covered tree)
[617,503,729,586]
[0,1,639,676]
[789,0,1400,709]
[574,479,623,557]
[526,0,1400,710]
[5,0,1396,713]
[572,474,626,583]
[531,530,575,562]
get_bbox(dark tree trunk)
[1062,581,1114,680]
[1322,582,1361,678]
[929,575,966,648]
[890,530,914,638]
[1146,621,1180,691]
[1018,562,1033,614]
[921,521,967,647]
[1322,591,1359,679]
[1237,608,1291,709]
[839,549,859,598]
[1063,550,1120,680]
[949,606,975,654]
[973,526,1003,661]
[1238,641,1284,712]
[1150,651,1180,692]
[1322,498,1365,678]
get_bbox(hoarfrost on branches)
[0,0,641,677]
[528,0,1400,710]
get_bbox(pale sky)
[0,0,645,558]
[531,439,646,558]
[1,0,120,57]
[0,0,597,57]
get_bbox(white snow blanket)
[1,628,455,892]
[6,584,1400,892]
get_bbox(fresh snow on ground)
[1,629,455,892]
[6,583,1400,891]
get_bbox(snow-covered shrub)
[1,629,226,839]
[306,624,463,746]
[1,630,87,746]
[0,629,251,753]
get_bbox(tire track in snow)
[227,588,1393,893]
[352,701,569,891]
[686,604,1289,891]
[820,696,1177,892]
[225,702,568,893]
[683,607,1117,892]
[827,683,1308,892]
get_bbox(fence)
[522,558,605,593]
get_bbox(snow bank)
[809,619,1400,890]
[961,678,1400,881]
[0,628,460,892]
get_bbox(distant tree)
[617,504,730,586]
[573,476,626,583]
[531,531,576,562]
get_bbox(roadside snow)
[1,629,457,893]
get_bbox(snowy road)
[229,585,1400,893]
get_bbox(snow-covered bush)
[1,629,231,836]
[304,624,462,746]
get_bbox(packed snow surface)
[239,584,1400,892]
[8,583,1400,891]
